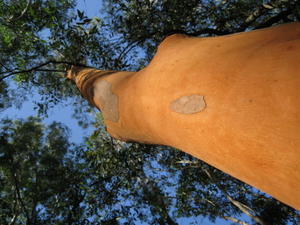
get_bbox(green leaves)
[1,1,300,224]
[0,116,298,224]
[0,117,87,225]
[0,0,82,113]
[77,9,85,20]
[0,25,13,47]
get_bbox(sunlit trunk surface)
[67,22,300,210]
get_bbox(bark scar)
[94,80,119,122]
[170,94,206,114]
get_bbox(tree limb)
[9,215,17,225]
[0,60,92,82]
[203,169,266,225]
[8,0,32,22]
[163,2,295,37]
[0,60,10,72]
[165,27,231,37]
[255,8,294,29]
[9,213,19,225]
[35,69,66,73]
[12,172,31,224]
[176,160,198,164]
[222,216,251,225]
[226,194,266,225]
[236,1,275,32]
[9,195,19,225]
[117,40,143,63]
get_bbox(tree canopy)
[1,0,300,224]
[0,117,87,224]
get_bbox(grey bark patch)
[94,80,119,122]
[170,94,206,114]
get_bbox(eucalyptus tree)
[1,1,300,224]
[0,117,88,225]
[1,0,299,112]
[0,0,118,115]
[82,117,300,225]
[102,0,300,67]
[0,118,298,225]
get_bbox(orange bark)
[68,23,300,209]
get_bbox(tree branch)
[164,27,231,37]
[226,194,266,225]
[203,169,266,225]
[0,60,92,82]
[236,2,275,32]
[9,195,19,225]
[0,60,10,72]
[35,69,66,73]
[162,2,295,38]
[117,40,143,63]
[9,213,19,225]
[8,0,32,22]
[255,8,294,29]
[222,216,251,225]
[12,172,31,224]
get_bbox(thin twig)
[0,60,10,72]
[117,40,142,63]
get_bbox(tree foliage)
[0,116,299,225]
[82,118,299,225]
[103,0,300,67]
[0,0,116,115]
[1,0,299,112]
[0,117,87,224]
[1,0,300,224]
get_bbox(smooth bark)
[68,22,300,210]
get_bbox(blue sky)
[1,1,253,224]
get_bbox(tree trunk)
[67,22,300,210]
